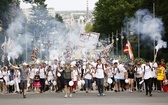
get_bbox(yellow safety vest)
[157,67,165,80]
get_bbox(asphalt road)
[0,91,168,105]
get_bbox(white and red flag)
[124,40,134,61]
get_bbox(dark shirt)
[34,75,40,82]
[128,70,135,79]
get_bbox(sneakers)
[23,95,26,98]
[101,93,105,96]
[69,94,72,98]
[64,94,72,98]
[64,94,68,98]
[97,93,105,96]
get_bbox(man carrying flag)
[124,40,134,61]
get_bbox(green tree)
[85,23,93,33]
[55,14,63,23]
[93,0,143,35]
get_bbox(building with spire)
[86,0,89,19]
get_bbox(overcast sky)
[20,0,99,11]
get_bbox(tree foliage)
[93,0,143,35]
[85,23,93,33]
[93,0,168,61]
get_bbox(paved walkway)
[0,91,168,105]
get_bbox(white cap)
[22,62,28,66]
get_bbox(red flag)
[124,40,134,61]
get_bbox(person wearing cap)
[135,62,143,92]
[112,62,120,92]
[20,63,30,98]
[142,60,153,96]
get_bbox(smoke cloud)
[129,9,167,51]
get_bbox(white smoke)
[129,9,167,51]
[6,9,33,61]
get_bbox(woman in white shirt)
[29,65,36,92]
[112,62,120,92]
[39,64,46,93]
[142,61,153,96]
[72,66,79,93]
[3,67,10,93]
[95,59,106,96]
[84,64,92,93]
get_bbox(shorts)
[114,78,120,83]
[30,79,34,84]
[64,79,71,87]
[20,80,27,89]
[72,81,77,89]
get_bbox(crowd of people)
[0,58,167,98]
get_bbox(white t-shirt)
[47,71,54,81]
[39,68,46,79]
[3,70,10,82]
[84,69,92,80]
[135,67,143,78]
[0,70,3,78]
[118,68,127,79]
[72,70,78,81]
[108,68,113,78]
[143,66,153,80]
[14,70,21,83]
[29,68,36,79]
[95,64,105,79]
[113,68,120,79]
[151,68,157,78]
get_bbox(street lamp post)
[153,3,156,61]
[121,30,124,57]
[116,30,119,58]
[0,20,2,32]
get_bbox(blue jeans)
[96,78,104,94]
[85,79,92,89]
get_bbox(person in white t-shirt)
[118,64,127,91]
[3,66,10,93]
[106,64,114,91]
[71,66,79,93]
[135,62,143,92]
[29,65,36,92]
[95,59,106,96]
[39,64,46,93]
[84,64,92,93]
[151,62,158,90]
[142,61,153,96]
[112,62,120,92]
[13,68,20,93]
